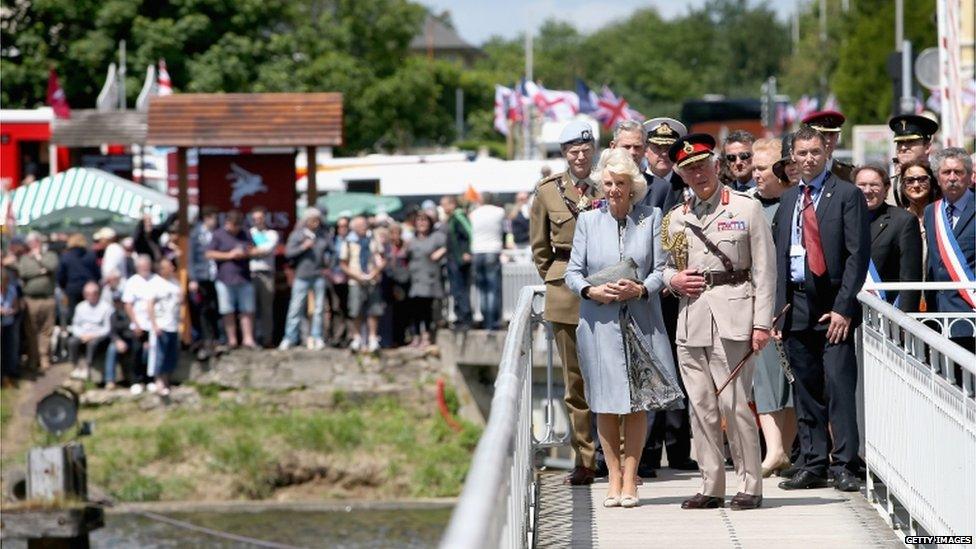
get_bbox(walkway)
[535,469,904,548]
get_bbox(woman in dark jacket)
[57,233,100,323]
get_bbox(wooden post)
[306,145,318,208]
[177,147,191,343]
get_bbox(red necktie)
[802,186,827,276]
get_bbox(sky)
[419,0,799,45]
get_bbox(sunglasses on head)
[725,152,752,162]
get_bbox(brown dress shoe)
[564,466,596,486]
[681,493,724,509]
[729,492,762,510]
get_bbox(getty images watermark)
[904,536,973,545]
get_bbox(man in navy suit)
[771,126,870,493]
[923,147,975,353]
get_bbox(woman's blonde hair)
[597,148,647,203]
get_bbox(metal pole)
[895,0,904,50]
[819,0,827,43]
[118,40,126,110]
[455,87,464,141]
[524,30,534,160]
[900,39,914,113]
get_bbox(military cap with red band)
[668,133,717,168]
[801,110,845,133]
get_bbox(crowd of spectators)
[0,193,536,389]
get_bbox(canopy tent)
[1,167,177,233]
[296,158,567,196]
[318,192,403,223]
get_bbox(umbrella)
[317,192,403,223]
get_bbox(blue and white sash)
[932,199,976,309]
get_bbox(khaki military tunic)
[663,186,776,345]
[662,184,776,497]
[530,172,605,325]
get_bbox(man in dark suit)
[641,118,688,212]
[771,126,870,493]
[923,147,975,352]
[853,165,923,312]
[802,111,855,182]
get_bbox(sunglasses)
[903,175,930,188]
[725,152,753,162]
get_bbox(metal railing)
[858,288,976,538]
[441,286,558,549]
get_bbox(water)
[6,508,449,548]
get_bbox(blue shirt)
[790,169,829,283]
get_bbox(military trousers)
[551,321,596,470]
[678,324,762,497]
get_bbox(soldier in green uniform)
[802,110,855,182]
[530,120,603,485]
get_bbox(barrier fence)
[858,287,975,538]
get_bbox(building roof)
[409,15,479,52]
[146,93,343,147]
[50,110,147,146]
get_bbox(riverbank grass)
[79,390,480,502]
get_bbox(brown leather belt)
[703,270,751,287]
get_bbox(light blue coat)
[565,205,678,414]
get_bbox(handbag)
[584,257,640,287]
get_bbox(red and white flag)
[46,69,71,119]
[157,59,173,96]
[596,86,643,128]
[525,82,579,122]
[494,85,513,135]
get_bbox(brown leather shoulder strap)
[686,223,734,272]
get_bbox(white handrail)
[862,281,976,291]
[440,286,542,549]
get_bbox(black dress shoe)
[833,470,860,492]
[681,493,724,509]
[730,492,762,510]
[778,470,829,490]
[668,459,699,471]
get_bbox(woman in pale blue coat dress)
[565,148,681,508]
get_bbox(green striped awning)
[0,167,177,228]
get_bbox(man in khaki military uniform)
[530,120,602,485]
[661,134,776,510]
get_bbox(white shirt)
[469,204,506,254]
[122,274,163,331]
[70,300,112,339]
[152,276,183,333]
[101,242,128,281]
[249,227,279,273]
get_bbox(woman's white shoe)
[620,494,639,508]
[603,495,621,508]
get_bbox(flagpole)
[118,40,126,110]
[524,30,534,160]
